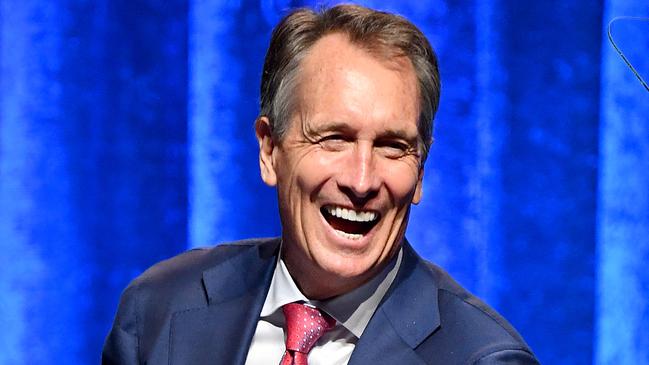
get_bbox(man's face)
[256,33,423,298]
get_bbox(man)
[103,4,539,365]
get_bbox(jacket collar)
[168,239,279,365]
[202,239,280,305]
[382,240,441,346]
[348,240,441,365]
[168,238,441,365]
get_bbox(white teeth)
[326,206,378,222]
[333,229,363,240]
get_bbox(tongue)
[326,215,372,235]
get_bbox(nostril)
[339,185,379,205]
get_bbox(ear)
[412,168,424,204]
[255,116,278,186]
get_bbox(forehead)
[293,33,420,134]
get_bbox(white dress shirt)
[244,248,403,365]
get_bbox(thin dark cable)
[607,16,649,92]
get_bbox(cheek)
[383,162,421,201]
[294,152,339,188]
[279,150,337,206]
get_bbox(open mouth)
[320,205,380,240]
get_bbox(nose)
[338,142,380,201]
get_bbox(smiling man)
[103,5,539,365]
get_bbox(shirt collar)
[260,245,403,339]
[260,253,309,317]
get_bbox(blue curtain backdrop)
[0,0,647,364]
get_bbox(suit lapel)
[166,239,439,364]
[169,240,279,365]
[348,242,440,365]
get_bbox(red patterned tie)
[280,302,336,365]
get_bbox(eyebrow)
[377,129,419,145]
[305,121,354,135]
[307,120,419,143]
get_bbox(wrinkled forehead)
[294,34,419,111]
[300,32,418,84]
[286,34,420,141]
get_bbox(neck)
[281,245,400,300]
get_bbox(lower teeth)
[334,229,363,240]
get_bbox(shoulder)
[127,237,279,307]
[416,260,539,364]
[423,261,527,344]
[132,238,277,287]
[111,237,279,331]
[103,237,280,362]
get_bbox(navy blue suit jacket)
[102,238,540,364]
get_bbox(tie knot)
[282,302,336,354]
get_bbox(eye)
[318,134,350,151]
[375,140,412,158]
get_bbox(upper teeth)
[326,206,378,222]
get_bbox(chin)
[314,246,383,281]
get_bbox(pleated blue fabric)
[0,0,647,364]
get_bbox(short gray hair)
[259,4,441,161]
